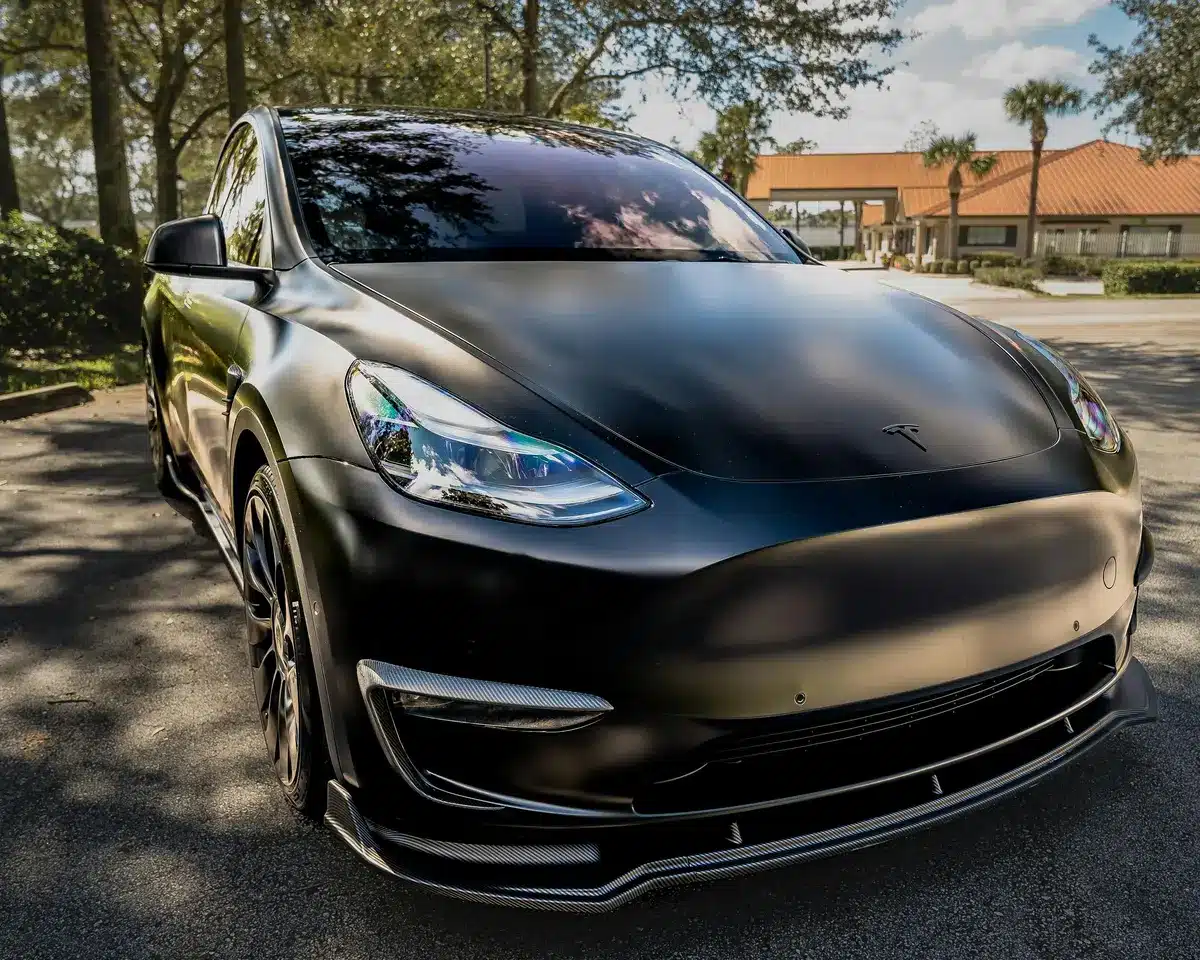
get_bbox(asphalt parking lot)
[1,295,1198,959]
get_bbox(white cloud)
[911,0,1107,38]
[967,42,1090,82]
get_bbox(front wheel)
[144,344,182,500]
[242,464,330,817]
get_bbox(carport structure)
[745,150,1040,262]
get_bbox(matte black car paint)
[143,105,1157,908]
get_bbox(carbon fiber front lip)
[324,658,1158,911]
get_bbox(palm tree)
[1004,79,1085,258]
[923,133,999,261]
[694,101,777,194]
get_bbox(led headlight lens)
[347,360,648,525]
[1010,331,1121,453]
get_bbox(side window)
[209,126,269,266]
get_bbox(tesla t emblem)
[882,423,927,452]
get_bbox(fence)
[1033,227,1200,259]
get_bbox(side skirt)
[165,454,245,594]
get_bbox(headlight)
[346,360,648,525]
[1009,331,1121,453]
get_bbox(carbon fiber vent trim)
[357,661,613,713]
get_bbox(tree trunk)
[1025,138,1043,259]
[947,165,962,261]
[521,0,540,114]
[948,192,959,261]
[0,60,21,216]
[838,200,846,256]
[224,0,248,126]
[154,120,179,223]
[81,0,139,250]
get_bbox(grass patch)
[0,344,141,394]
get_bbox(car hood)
[334,261,1060,481]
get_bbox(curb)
[0,382,94,422]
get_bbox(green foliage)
[694,101,776,194]
[0,344,142,393]
[808,245,850,260]
[1003,79,1084,144]
[944,259,959,274]
[1042,254,1108,278]
[777,138,818,155]
[973,266,1043,291]
[1090,0,1200,163]
[0,212,141,354]
[969,259,982,272]
[902,119,940,152]
[922,133,999,184]
[976,251,1023,267]
[849,251,866,261]
[1102,260,1200,295]
[890,253,912,271]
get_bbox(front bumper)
[325,656,1157,910]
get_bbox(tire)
[144,343,183,500]
[241,464,330,817]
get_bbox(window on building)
[959,225,1018,247]
[1121,225,1175,258]
[1079,228,1098,255]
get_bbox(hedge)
[810,245,854,260]
[975,252,1023,268]
[1102,260,1200,295]
[0,213,142,355]
[1041,254,1107,278]
[973,266,1043,291]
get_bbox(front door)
[178,123,270,530]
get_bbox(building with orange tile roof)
[748,140,1200,262]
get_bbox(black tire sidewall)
[144,347,173,494]
[243,463,329,817]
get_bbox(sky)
[621,0,1140,154]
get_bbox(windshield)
[278,109,800,265]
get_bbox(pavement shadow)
[1044,336,1200,436]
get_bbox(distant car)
[141,106,1157,910]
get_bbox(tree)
[114,0,233,223]
[777,137,817,154]
[694,100,775,193]
[1004,78,1083,258]
[7,80,98,224]
[81,0,139,249]
[1089,0,1200,163]
[922,133,998,261]
[473,0,903,118]
[224,0,247,125]
[0,59,20,214]
[902,118,940,152]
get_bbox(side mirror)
[145,214,274,285]
[779,227,814,259]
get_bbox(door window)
[208,126,269,266]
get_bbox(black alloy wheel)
[242,465,328,816]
